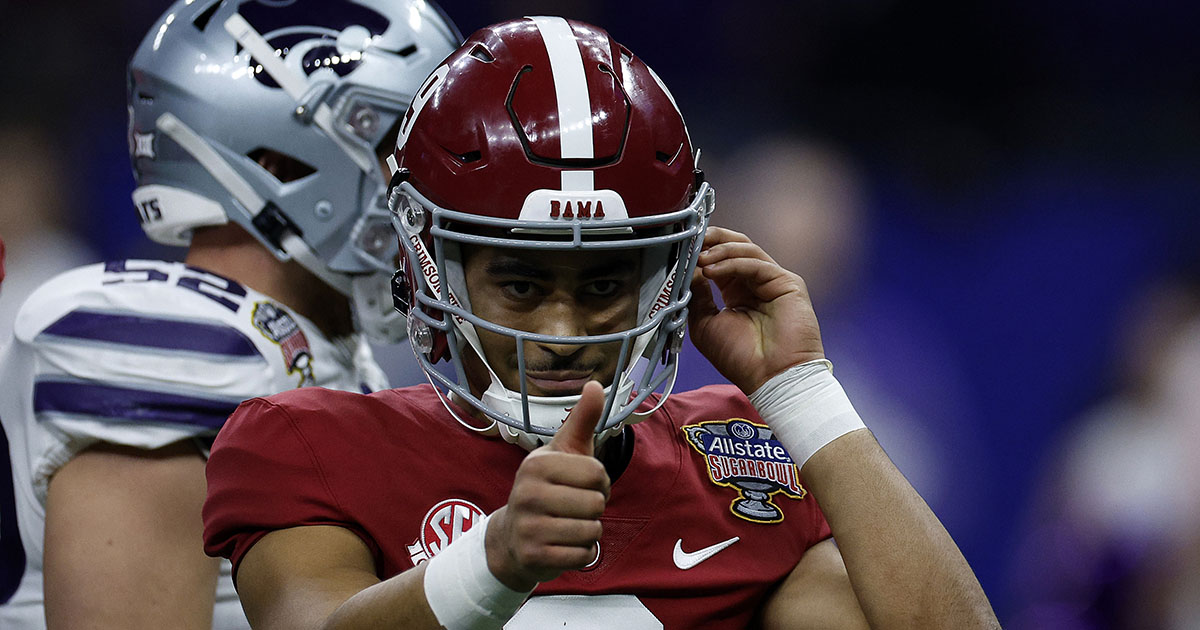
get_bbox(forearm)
[801,430,998,629]
[319,565,440,630]
[239,516,531,630]
[233,526,441,630]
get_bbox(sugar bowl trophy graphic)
[683,418,808,523]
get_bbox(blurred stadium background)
[3,1,1199,626]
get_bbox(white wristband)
[423,513,532,630]
[748,359,867,469]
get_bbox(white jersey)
[0,259,388,629]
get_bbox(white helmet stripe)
[530,16,593,167]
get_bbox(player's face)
[460,245,641,398]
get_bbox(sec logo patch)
[407,498,485,565]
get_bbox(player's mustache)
[518,354,602,375]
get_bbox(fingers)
[499,507,601,578]
[699,255,803,303]
[544,380,604,457]
[699,235,777,269]
[516,448,611,504]
[701,226,774,260]
[688,268,719,322]
[702,225,752,248]
[486,505,601,590]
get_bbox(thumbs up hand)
[485,382,611,591]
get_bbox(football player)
[203,17,999,629]
[0,1,458,628]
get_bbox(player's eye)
[583,279,622,298]
[501,280,537,300]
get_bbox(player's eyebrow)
[485,257,551,280]
[485,255,637,281]
[577,257,637,281]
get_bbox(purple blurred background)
[4,1,1199,626]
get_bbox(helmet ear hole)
[247,148,316,183]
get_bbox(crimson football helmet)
[388,16,714,448]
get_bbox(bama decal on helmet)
[236,0,390,88]
[516,189,630,222]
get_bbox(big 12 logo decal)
[407,499,485,565]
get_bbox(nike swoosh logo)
[673,536,740,570]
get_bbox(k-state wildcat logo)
[683,418,807,524]
[407,499,485,565]
[236,0,391,88]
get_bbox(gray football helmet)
[128,0,459,341]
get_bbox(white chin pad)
[481,376,636,449]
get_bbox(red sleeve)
[666,385,833,551]
[201,396,380,580]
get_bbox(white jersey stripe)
[34,335,266,363]
[530,16,593,163]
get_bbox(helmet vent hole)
[469,45,494,63]
[248,148,316,183]
[397,44,418,57]
[191,0,222,32]
[136,92,155,104]
[448,149,482,164]
[656,143,683,165]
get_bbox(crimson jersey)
[204,384,831,628]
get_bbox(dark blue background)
[4,1,1199,622]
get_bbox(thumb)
[688,267,718,327]
[545,381,604,457]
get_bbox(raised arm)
[689,226,998,629]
